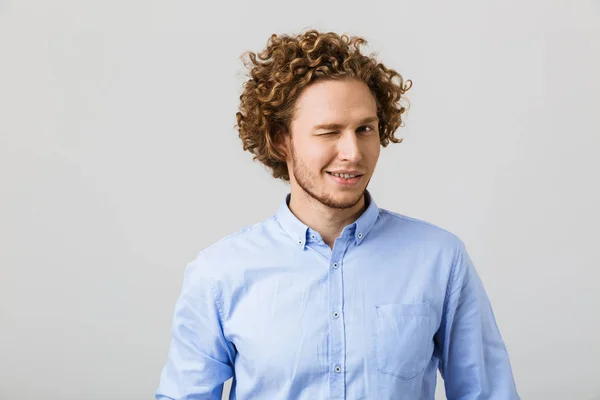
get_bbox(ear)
[273,130,290,160]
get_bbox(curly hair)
[235,29,412,182]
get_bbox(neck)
[288,188,367,248]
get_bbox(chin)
[325,188,365,208]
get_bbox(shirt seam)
[202,218,269,253]
[198,251,227,334]
[445,241,464,304]
[379,209,459,238]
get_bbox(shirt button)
[333,311,340,318]
[298,239,303,245]
[357,232,363,238]
[332,262,339,269]
[334,365,342,373]
[311,234,316,239]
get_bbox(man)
[155,29,520,399]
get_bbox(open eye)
[358,125,375,133]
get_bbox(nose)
[337,131,363,162]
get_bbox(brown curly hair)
[235,29,412,182]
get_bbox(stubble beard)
[290,144,367,210]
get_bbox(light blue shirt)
[156,191,520,399]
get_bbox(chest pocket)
[374,303,433,380]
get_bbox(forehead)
[292,79,378,124]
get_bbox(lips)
[327,170,363,174]
[326,171,363,186]
[326,171,364,178]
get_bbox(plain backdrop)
[1,0,599,399]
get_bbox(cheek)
[304,143,336,167]
[373,147,381,162]
[364,142,381,164]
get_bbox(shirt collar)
[275,190,380,249]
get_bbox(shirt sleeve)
[435,240,520,399]
[155,252,235,400]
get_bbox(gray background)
[1,0,599,399]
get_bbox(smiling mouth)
[326,171,363,179]
[326,171,364,186]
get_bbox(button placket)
[328,240,349,398]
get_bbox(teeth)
[331,172,357,179]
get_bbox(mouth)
[326,171,364,186]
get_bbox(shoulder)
[185,215,281,277]
[206,215,280,255]
[376,209,472,284]
[376,208,467,259]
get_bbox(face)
[284,78,381,210]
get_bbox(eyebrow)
[313,116,379,131]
